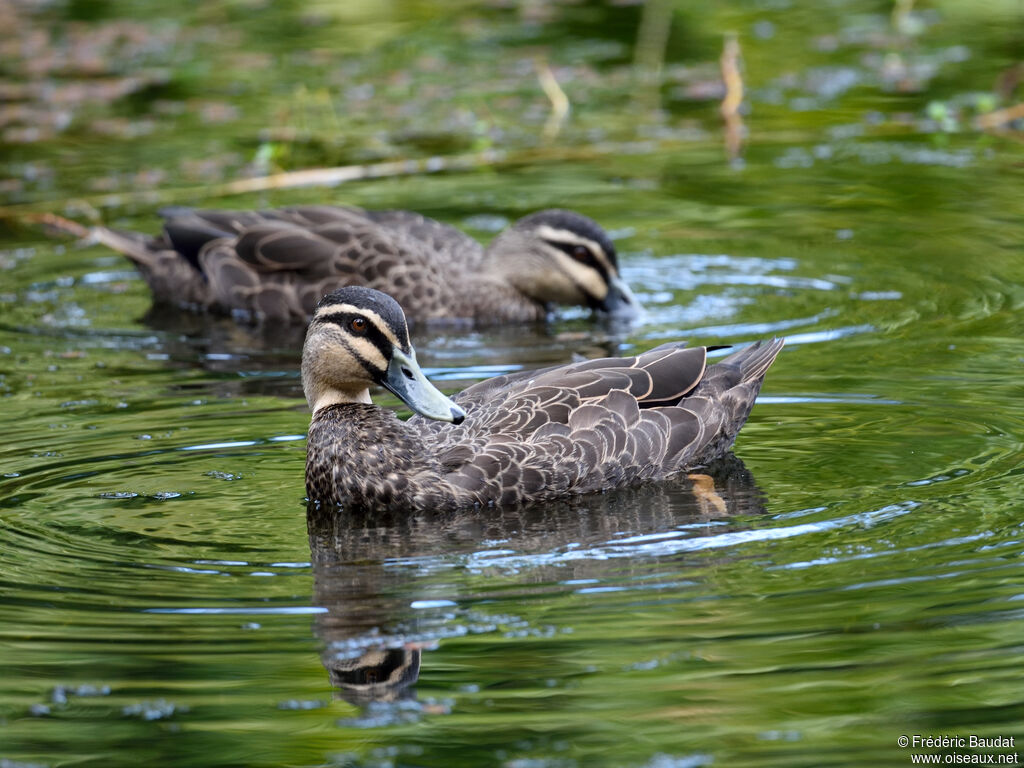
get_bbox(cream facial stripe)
[535,224,616,275]
[535,225,613,301]
[341,335,388,372]
[314,302,405,348]
[552,252,609,301]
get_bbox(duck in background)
[91,206,641,324]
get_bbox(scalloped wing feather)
[136,206,490,321]
[407,341,782,506]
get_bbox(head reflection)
[307,453,766,705]
[324,645,421,704]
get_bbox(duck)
[303,286,783,512]
[92,205,641,324]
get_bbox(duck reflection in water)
[306,454,766,706]
[324,646,422,705]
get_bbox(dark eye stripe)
[318,309,410,351]
[546,240,610,280]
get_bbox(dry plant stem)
[535,59,570,142]
[28,212,92,239]
[3,142,688,227]
[720,33,744,164]
[2,150,504,221]
[976,102,1024,130]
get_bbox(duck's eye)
[571,245,590,262]
[349,317,368,334]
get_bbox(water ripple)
[389,501,920,576]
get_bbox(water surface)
[2,1,1024,766]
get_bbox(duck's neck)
[309,385,371,414]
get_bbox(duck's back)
[410,339,785,507]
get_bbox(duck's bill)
[598,275,643,320]
[384,348,466,424]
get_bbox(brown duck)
[93,205,640,324]
[303,287,783,512]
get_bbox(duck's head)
[487,209,642,320]
[302,286,466,423]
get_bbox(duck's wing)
[413,340,783,505]
[93,207,361,317]
[158,206,428,277]
[212,206,482,274]
[166,206,482,272]
[448,341,703,412]
[201,206,486,318]
[99,206,480,320]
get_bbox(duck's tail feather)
[718,338,786,384]
[682,338,784,466]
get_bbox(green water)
[2,1,1024,766]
